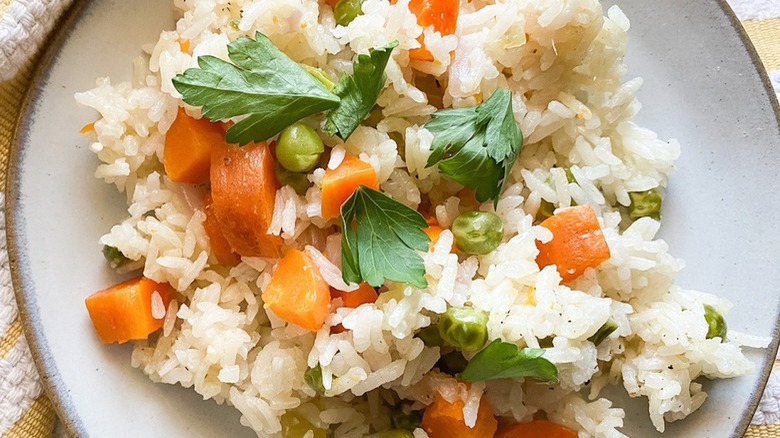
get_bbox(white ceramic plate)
[8,0,780,436]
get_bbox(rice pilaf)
[75,0,768,436]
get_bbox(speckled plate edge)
[7,1,91,436]
[715,5,780,437]
[5,1,780,437]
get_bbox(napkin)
[730,0,780,99]
[0,193,55,436]
[0,0,73,81]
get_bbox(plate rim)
[7,1,93,435]
[6,1,780,437]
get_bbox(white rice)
[75,0,766,436]
[150,291,166,319]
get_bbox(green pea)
[102,245,131,269]
[536,199,555,222]
[587,317,618,346]
[276,122,324,173]
[275,165,311,195]
[438,306,488,352]
[280,411,326,438]
[627,189,662,221]
[390,406,422,430]
[304,365,325,395]
[302,65,335,91]
[452,211,503,255]
[417,325,443,347]
[703,304,727,342]
[334,0,364,26]
[436,350,468,375]
[378,431,415,438]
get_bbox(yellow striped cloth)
[744,18,780,72]
[0,2,778,437]
[0,58,56,438]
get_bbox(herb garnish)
[340,186,429,288]
[459,339,558,383]
[425,88,523,204]
[172,32,397,144]
[325,41,399,140]
[172,32,340,145]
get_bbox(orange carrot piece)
[421,390,498,438]
[424,225,444,248]
[210,140,283,258]
[325,0,339,8]
[202,193,241,266]
[262,249,331,331]
[84,276,173,344]
[331,282,378,308]
[164,107,225,184]
[80,122,95,134]
[495,419,578,438]
[535,204,610,282]
[219,120,233,133]
[320,154,379,218]
[405,0,459,61]
[178,38,191,52]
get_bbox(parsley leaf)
[325,41,399,140]
[425,88,523,204]
[437,130,504,203]
[459,339,558,383]
[424,107,479,164]
[172,32,340,145]
[340,186,429,288]
[477,89,522,163]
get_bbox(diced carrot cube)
[320,154,379,218]
[262,249,331,331]
[85,277,173,344]
[164,107,225,184]
[535,204,611,282]
[405,0,459,61]
[421,390,498,438]
[331,282,378,308]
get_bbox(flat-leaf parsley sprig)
[424,88,523,204]
[172,32,339,144]
[340,186,430,288]
[173,32,397,144]
[325,41,399,141]
[460,339,558,383]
